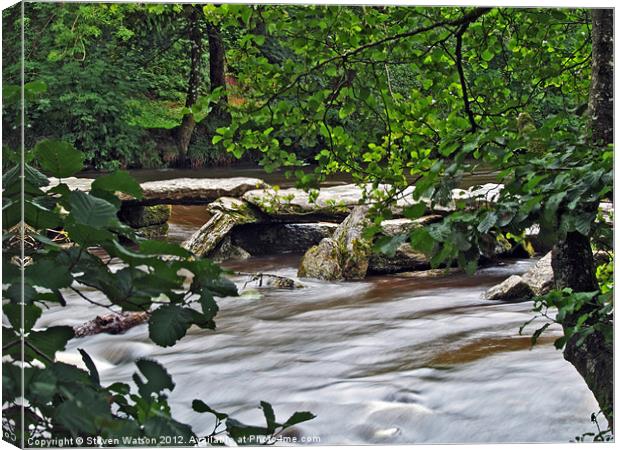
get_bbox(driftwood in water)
[73,311,150,338]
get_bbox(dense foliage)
[2,80,314,445]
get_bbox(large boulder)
[521,251,554,295]
[485,252,554,300]
[298,212,447,279]
[182,198,263,257]
[298,206,371,280]
[485,275,534,301]
[298,238,343,280]
[334,206,373,279]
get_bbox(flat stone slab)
[47,176,268,206]
[243,183,505,222]
[243,184,368,221]
[133,177,268,205]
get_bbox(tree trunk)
[176,5,203,166]
[588,9,614,146]
[206,22,230,126]
[551,8,613,427]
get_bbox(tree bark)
[176,5,203,166]
[588,9,614,146]
[206,22,230,127]
[551,8,613,428]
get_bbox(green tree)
[215,6,613,424]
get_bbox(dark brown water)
[37,199,605,444]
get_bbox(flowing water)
[40,169,603,444]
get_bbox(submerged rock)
[485,252,554,300]
[238,272,304,289]
[393,268,463,278]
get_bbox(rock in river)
[485,252,554,300]
[183,198,263,257]
[298,206,373,281]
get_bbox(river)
[41,168,603,444]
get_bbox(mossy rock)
[183,198,263,257]
[298,238,343,280]
[119,204,171,228]
[135,223,169,239]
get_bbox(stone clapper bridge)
[56,175,585,337]
[50,176,531,283]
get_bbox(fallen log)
[73,311,150,338]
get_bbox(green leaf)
[282,411,316,428]
[192,399,228,420]
[199,290,219,321]
[64,220,114,246]
[78,348,100,385]
[33,139,84,178]
[481,49,494,61]
[374,234,407,257]
[3,304,42,333]
[226,418,270,445]
[260,401,277,433]
[68,191,118,227]
[403,203,427,219]
[477,211,497,234]
[143,416,194,441]
[91,170,143,199]
[134,358,175,397]
[138,240,192,258]
[201,277,238,297]
[25,326,74,364]
[54,387,111,435]
[148,305,194,347]
[409,227,435,255]
[25,258,72,290]
[24,200,62,229]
